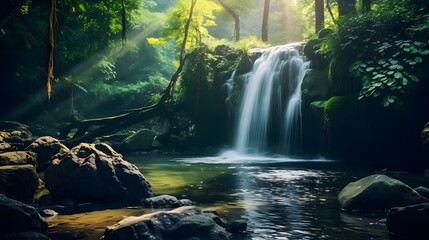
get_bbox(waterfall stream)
[232,43,309,156]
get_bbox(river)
[46,153,428,240]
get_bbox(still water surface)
[48,153,427,240]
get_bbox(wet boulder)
[143,195,195,208]
[301,69,330,103]
[338,174,427,211]
[45,143,154,203]
[2,232,50,240]
[414,186,429,199]
[121,129,156,152]
[102,206,230,240]
[0,121,33,150]
[25,136,69,171]
[0,165,39,203]
[0,151,37,166]
[0,194,47,235]
[387,202,429,239]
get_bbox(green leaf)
[415,56,422,63]
[394,72,403,79]
[78,4,87,12]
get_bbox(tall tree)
[217,0,240,41]
[315,0,324,33]
[338,0,356,16]
[261,0,270,42]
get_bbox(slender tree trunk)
[315,0,324,33]
[217,0,240,41]
[160,0,197,103]
[362,0,371,13]
[338,0,356,16]
[60,0,199,146]
[326,0,337,23]
[261,0,270,42]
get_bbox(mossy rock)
[338,174,427,210]
[301,68,330,103]
[303,38,322,61]
[324,96,353,116]
[318,28,334,39]
[328,57,360,96]
[310,101,328,114]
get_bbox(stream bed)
[47,153,428,240]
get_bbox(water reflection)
[47,155,399,240]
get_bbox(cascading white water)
[232,43,309,155]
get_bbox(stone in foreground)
[25,136,69,171]
[0,164,39,203]
[387,202,429,239]
[338,174,427,210]
[103,206,230,240]
[0,194,47,235]
[45,143,153,203]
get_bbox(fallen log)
[59,104,164,147]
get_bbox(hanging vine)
[47,0,56,101]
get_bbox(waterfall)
[232,43,309,156]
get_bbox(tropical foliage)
[322,0,429,107]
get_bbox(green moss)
[303,38,322,61]
[318,28,334,39]
[324,96,353,114]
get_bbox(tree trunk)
[217,0,240,41]
[60,0,198,147]
[261,0,270,42]
[338,0,356,16]
[315,0,324,33]
[326,0,337,23]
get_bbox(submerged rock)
[45,143,153,203]
[143,195,195,208]
[0,165,39,203]
[25,136,69,171]
[102,206,230,240]
[121,129,156,152]
[387,202,429,239]
[0,151,37,166]
[338,174,427,211]
[0,194,47,235]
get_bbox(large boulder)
[387,203,429,239]
[102,206,230,240]
[338,174,428,211]
[414,186,429,199]
[301,69,330,103]
[45,143,154,203]
[121,129,156,152]
[0,194,47,235]
[0,121,33,150]
[0,151,37,166]
[25,136,69,171]
[0,165,39,203]
[2,232,50,240]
